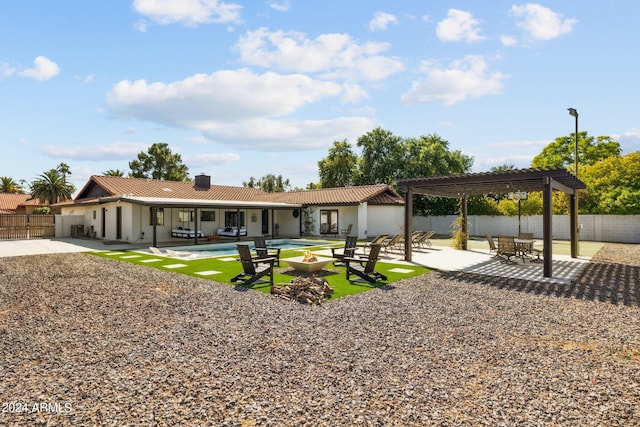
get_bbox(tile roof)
[254,184,404,206]
[71,176,404,207]
[0,193,34,212]
[76,175,267,202]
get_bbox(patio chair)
[381,234,403,254]
[231,244,275,288]
[344,243,387,284]
[414,231,435,250]
[253,236,280,266]
[360,233,388,254]
[485,234,497,254]
[149,246,166,256]
[331,234,358,265]
[518,232,534,240]
[497,235,517,262]
[340,224,353,236]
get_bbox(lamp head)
[567,107,578,117]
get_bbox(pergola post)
[569,193,577,258]
[404,186,413,261]
[543,177,553,277]
[461,194,468,251]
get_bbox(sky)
[2,1,639,193]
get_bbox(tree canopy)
[243,174,291,193]
[0,176,24,193]
[30,168,75,204]
[317,139,358,188]
[531,132,621,171]
[129,142,189,181]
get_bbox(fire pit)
[282,250,334,273]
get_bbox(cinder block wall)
[412,215,640,243]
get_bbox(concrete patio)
[0,237,598,285]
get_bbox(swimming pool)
[170,239,332,257]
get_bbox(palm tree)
[103,169,125,177]
[0,176,24,193]
[30,169,75,204]
[57,162,71,184]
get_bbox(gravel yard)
[1,243,639,426]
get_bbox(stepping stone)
[219,257,237,262]
[388,267,414,274]
[163,263,187,269]
[195,270,222,276]
[120,255,141,259]
[140,259,162,263]
[104,252,125,256]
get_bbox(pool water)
[174,239,331,257]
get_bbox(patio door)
[320,209,338,234]
[261,209,269,234]
[116,206,122,240]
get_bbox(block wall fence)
[412,215,640,244]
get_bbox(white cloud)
[18,56,60,81]
[500,35,518,47]
[436,9,485,42]
[1,62,15,79]
[401,55,509,105]
[106,69,373,151]
[107,68,343,124]
[39,142,148,161]
[369,12,398,32]
[133,0,242,26]
[269,1,290,12]
[198,117,374,150]
[511,4,576,41]
[235,28,405,81]
[186,152,241,167]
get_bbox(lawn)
[90,246,431,301]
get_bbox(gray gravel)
[1,243,639,426]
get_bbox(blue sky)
[2,1,639,192]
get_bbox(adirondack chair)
[344,243,388,284]
[253,236,280,266]
[331,234,358,265]
[231,244,275,288]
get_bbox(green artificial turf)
[90,247,431,301]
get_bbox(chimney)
[194,173,211,190]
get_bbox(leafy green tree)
[579,152,640,214]
[103,169,125,176]
[0,176,24,193]
[129,142,189,181]
[531,132,621,172]
[243,174,290,193]
[402,134,473,215]
[318,139,358,188]
[30,169,75,204]
[355,127,405,186]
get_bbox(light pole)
[568,107,579,257]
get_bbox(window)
[92,210,96,220]
[178,209,194,222]
[150,207,164,226]
[224,211,245,227]
[200,210,215,221]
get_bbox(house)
[0,193,51,214]
[57,174,405,244]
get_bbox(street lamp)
[568,107,579,257]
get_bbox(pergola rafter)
[397,168,586,278]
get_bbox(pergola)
[397,168,586,278]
